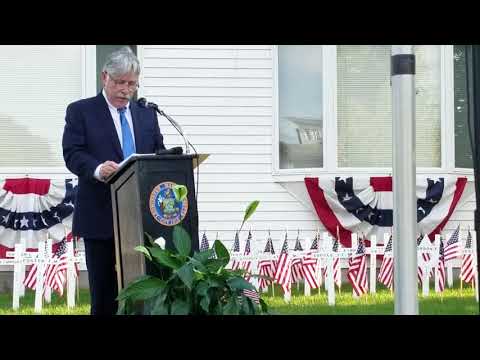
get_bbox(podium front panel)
[111,155,199,291]
[138,159,199,255]
[112,166,146,289]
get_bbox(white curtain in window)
[0,45,83,168]
[337,45,441,168]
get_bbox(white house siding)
[0,45,474,257]
[140,44,476,251]
[139,45,318,250]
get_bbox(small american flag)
[44,239,69,296]
[417,234,432,284]
[274,233,292,293]
[291,232,304,283]
[324,237,341,288]
[200,232,210,251]
[310,232,319,250]
[258,233,276,289]
[242,230,252,281]
[23,236,78,297]
[444,225,461,262]
[378,235,393,289]
[302,235,319,289]
[460,230,475,284]
[240,289,260,304]
[332,237,341,287]
[437,238,446,292]
[347,239,368,297]
[230,231,241,270]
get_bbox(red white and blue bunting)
[304,176,467,247]
[0,178,77,257]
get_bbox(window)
[0,45,83,168]
[454,45,473,169]
[336,45,442,168]
[277,45,323,169]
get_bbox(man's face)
[102,71,139,109]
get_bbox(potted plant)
[116,186,268,315]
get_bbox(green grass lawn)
[0,289,91,315]
[262,281,479,315]
[0,281,478,315]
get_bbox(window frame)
[272,45,474,181]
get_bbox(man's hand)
[99,161,119,180]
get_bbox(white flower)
[154,237,166,249]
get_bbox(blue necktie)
[118,107,135,158]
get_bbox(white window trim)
[0,45,96,179]
[272,45,474,182]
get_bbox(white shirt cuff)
[94,164,104,182]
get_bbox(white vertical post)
[369,235,377,294]
[19,236,27,297]
[44,238,53,304]
[422,264,430,297]
[351,233,358,299]
[304,237,311,297]
[351,233,358,250]
[34,240,46,314]
[446,264,453,288]
[434,235,441,293]
[66,241,76,308]
[316,232,323,291]
[316,258,322,292]
[392,45,418,315]
[324,233,335,306]
[472,231,479,302]
[12,243,24,310]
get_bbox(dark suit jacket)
[62,93,165,239]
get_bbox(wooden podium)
[106,153,208,291]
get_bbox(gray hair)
[102,46,140,77]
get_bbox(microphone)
[137,98,200,205]
[137,97,191,154]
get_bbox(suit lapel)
[96,94,123,160]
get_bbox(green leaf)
[195,282,209,297]
[227,277,255,291]
[213,240,230,265]
[193,249,215,264]
[205,259,226,273]
[151,301,169,315]
[223,297,240,315]
[259,299,269,314]
[176,263,194,290]
[116,276,165,302]
[117,300,127,315]
[171,300,190,315]
[239,200,259,232]
[243,200,259,223]
[149,247,182,270]
[189,257,207,272]
[173,225,191,256]
[149,287,169,315]
[134,245,152,261]
[207,278,223,288]
[173,184,188,202]
[240,295,253,315]
[144,232,155,247]
[199,295,210,313]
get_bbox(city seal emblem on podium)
[149,182,188,226]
